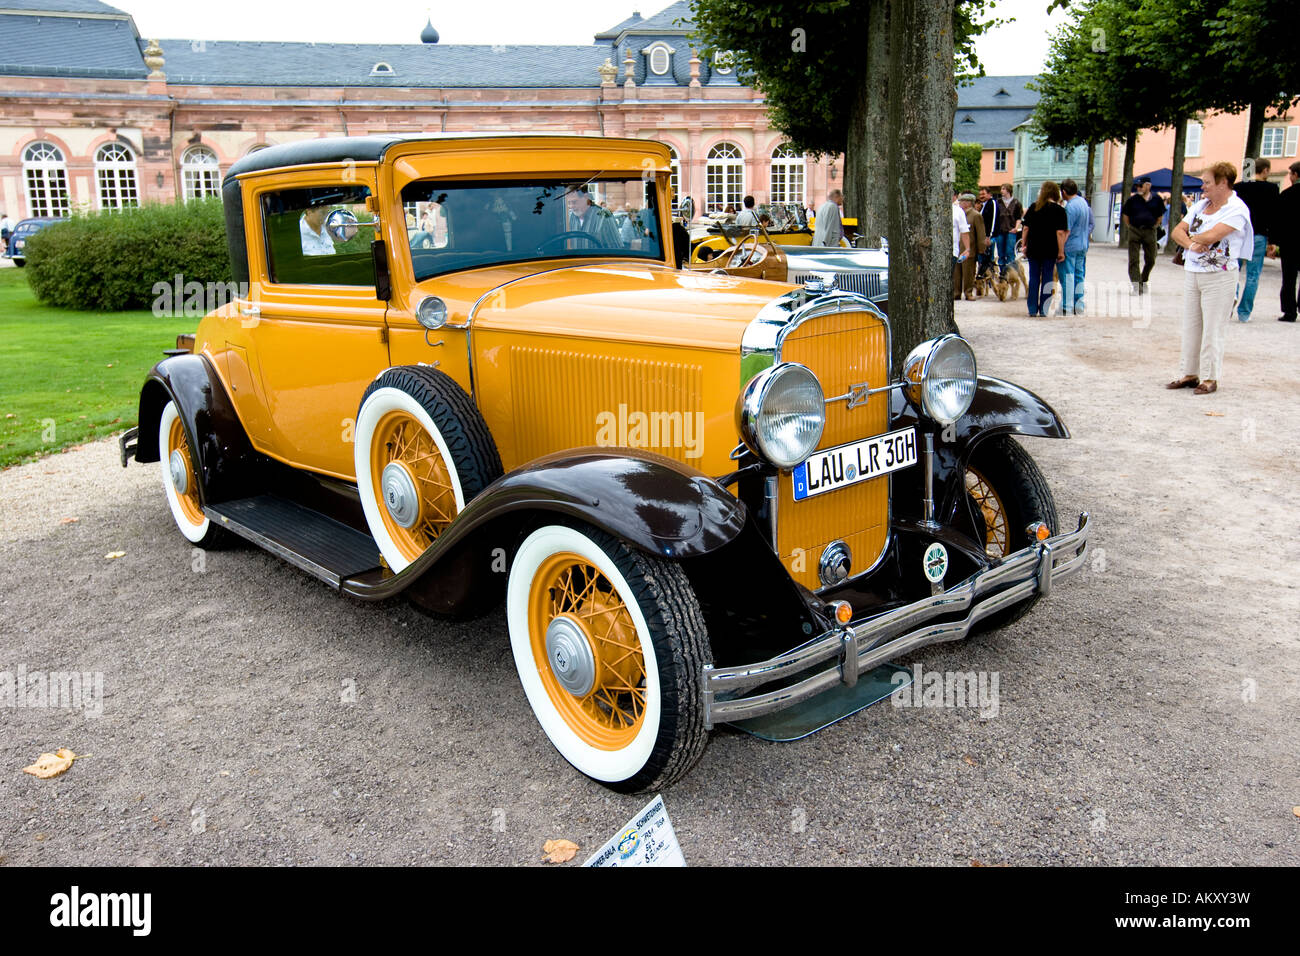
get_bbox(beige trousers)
[1180,269,1238,382]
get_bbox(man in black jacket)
[1122,177,1164,294]
[1234,158,1280,321]
[1274,161,1300,322]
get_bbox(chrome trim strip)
[703,512,1090,726]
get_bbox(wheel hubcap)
[545,614,597,698]
[381,461,420,528]
[169,449,189,495]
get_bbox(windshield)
[400,177,665,281]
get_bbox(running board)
[206,495,382,589]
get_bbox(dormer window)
[961,114,975,124]
[642,41,675,76]
[370,62,394,76]
[713,50,735,74]
[995,87,1009,97]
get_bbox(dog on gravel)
[993,257,1027,301]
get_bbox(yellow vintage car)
[122,134,1089,792]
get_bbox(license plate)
[792,427,918,500]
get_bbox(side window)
[261,184,378,286]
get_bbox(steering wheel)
[728,233,764,269]
[537,231,602,254]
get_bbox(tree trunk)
[1119,127,1138,245]
[885,0,958,371]
[843,0,889,246]
[1084,141,1097,207]
[1244,97,1267,161]
[1166,116,1187,257]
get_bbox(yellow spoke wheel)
[966,466,1009,558]
[528,552,648,751]
[368,409,459,564]
[166,414,205,527]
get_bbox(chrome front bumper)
[702,512,1091,728]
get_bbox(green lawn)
[0,268,195,468]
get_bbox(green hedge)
[951,142,984,197]
[24,199,233,311]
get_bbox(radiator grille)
[789,271,885,299]
[776,309,890,590]
[509,347,705,466]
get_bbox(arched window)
[706,142,744,212]
[181,145,220,201]
[770,143,805,206]
[664,145,681,214]
[644,42,673,76]
[23,142,70,218]
[246,143,269,155]
[95,143,138,210]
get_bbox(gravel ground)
[1,245,1296,866]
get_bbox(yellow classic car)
[122,134,1089,792]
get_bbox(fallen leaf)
[1293,807,1300,818]
[1205,412,1224,417]
[542,838,580,864]
[60,517,79,525]
[963,754,978,767]
[105,551,126,560]
[4,413,12,419]
[22,748,85,779]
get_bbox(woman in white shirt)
[1165,162,1253,395]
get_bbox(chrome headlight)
[736,363,825,468]
[902,334,977,425]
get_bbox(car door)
[241,170,390,480]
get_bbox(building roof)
[595,2,693,41]
[0,0,129,13]
[0,10,146,78]
[154,39,613,88]
[953,75,1039,149]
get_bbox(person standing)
[1123,177,1165,294]
[1165,162,1253,395]
[951,191,970,300]
[813,189,843,247]
[957,193,987,299]
[1273,160,1300,322]
[977,187,996,277]
[0,211,11,248]
[1018,181,1068,317]
[1232,158,1279,321]
[996,184,1023,277]
[1059,179,1091,315]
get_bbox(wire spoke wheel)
[166,415,205,527]
[369,409,458,563]
[965,466,1009,558]
[528,552,648,750]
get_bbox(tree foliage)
[689,0,1002,159]
[951,142,984,194]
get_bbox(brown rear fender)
[134,354,265,506]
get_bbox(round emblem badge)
[922,542,949,583]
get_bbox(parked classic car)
[688,222,890,309]
[121,134,1089,792]
[3,216,63,266]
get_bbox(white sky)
[112,0,1063,74]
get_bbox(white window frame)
[713,50,735,75]
[663,145,681,214]
[1053,147,1074,164]
[770,144,805,206]
[1261,126,1285,158]
[706,142,744,212]
[1288,125,1300,157]
[994,149,1008,172]
[181,146,221,201]
[23,142,70,218]
[642,42,675,77]
[95,143,139,211]
[1185,121,1202,158]
[370,62,394,76]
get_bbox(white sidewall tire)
[354,385,467,573]
[507,525,662,784]
[158,401,211,544]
